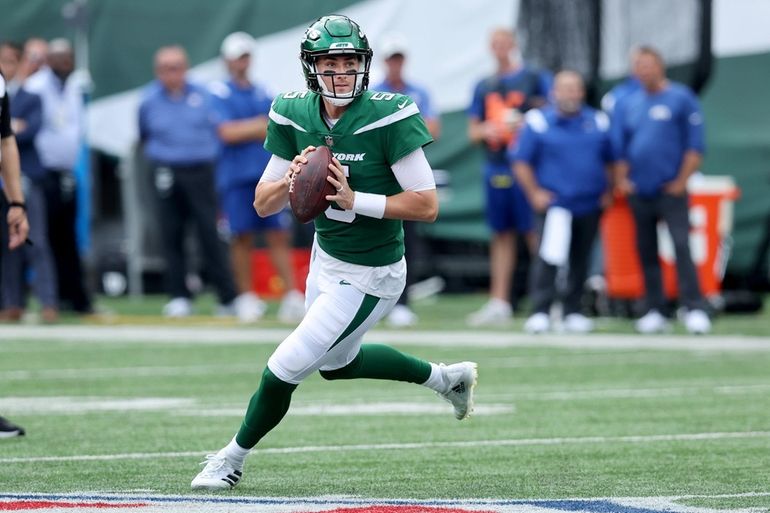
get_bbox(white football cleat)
[191,453,243,490]
[437,361,478,420]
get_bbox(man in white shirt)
[25,38,92,314]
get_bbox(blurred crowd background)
[1,0,769,328]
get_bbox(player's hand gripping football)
[325,157,354,210]
[286,145,317,190]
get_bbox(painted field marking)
[2,430,768,464]
[0,396,514,417]
[2,325,770,351]
[0,397,195,413]
[178,402,515,417]
[1,491,770,513]
[0,364,258,381]
[3,351,755,381]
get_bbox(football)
[289,146,336,224]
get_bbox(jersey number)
[324,164,356,223]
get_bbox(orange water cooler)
[601,175,740,300]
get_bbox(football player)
[192,14,477,490]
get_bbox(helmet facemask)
[300,15,373,105]
[309,53,370,106]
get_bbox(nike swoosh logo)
[339,280,351,285]
[397,99,408,109]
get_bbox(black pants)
[41,171,92,313]
[152,162,236,304]
[628,193,705,312]
[529,210,600,315]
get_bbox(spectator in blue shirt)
[138,45,240,318]
[513,70,614,334]
[373,33,441,328]
[466,28,551,327]
[0,41,58,323]
[209,32,304,324]
[613,46,711,334]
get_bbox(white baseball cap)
[48,38,73,55]
[380,33,408,59]
[220,32,255,60]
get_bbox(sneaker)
[191,453,243,490]
[466,299,512,326]
[437,361,478,420]
[684,309,711,334]
[234,292,267,323]
[635,309,668,334]
[387,304,418,328]
[277,290,305,323]
[563,313,595,333]
[524,312,550,334]
[162,297,192,318]
[0,416,25,438]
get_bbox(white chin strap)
[318,85,355,106]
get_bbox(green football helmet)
[300,14,373,105]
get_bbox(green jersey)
[265,90,433,266]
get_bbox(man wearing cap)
[373,33,440,327]
[208,32,304,323]
[25,38,93,314]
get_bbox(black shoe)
[0,416,25,438]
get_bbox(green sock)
[319,343,431,383]
[235,367,297,449]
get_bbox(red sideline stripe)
[312,507,498,513]
[0,501,147,510]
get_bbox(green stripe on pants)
[329,293,380,351]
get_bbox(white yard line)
[0,396,514,417]
[178,403,516,417]
[484,352,727,368]
[0,397,195,413]
[2,325,770,351]
[0,364,258,381]
[2,430,768,464]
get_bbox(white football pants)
[267,250,400,384]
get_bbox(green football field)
[1,294,769,512]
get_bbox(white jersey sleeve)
[259,154,292,183]
[391,147,436,192]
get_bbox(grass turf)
[0,293,768,509]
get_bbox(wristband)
[351,192,386,219]
[8,201,26,211]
